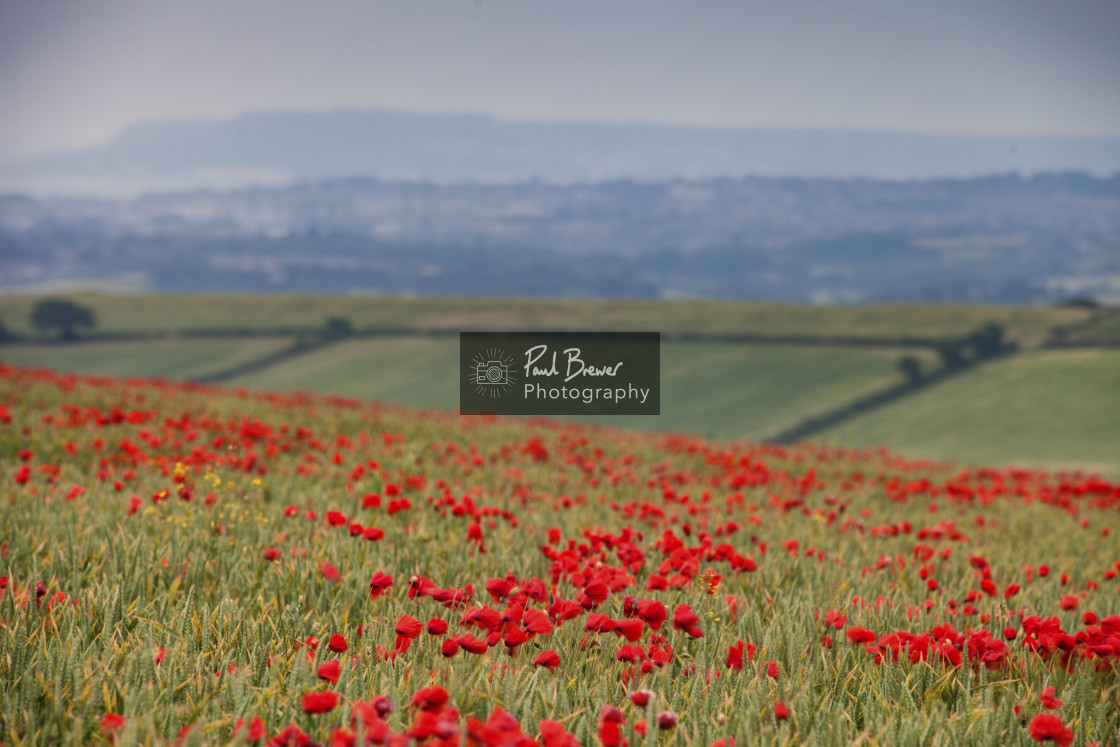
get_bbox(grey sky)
[1,0,1118,160]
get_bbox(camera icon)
[476,361,510,385]
[469,348,516,399]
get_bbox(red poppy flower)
[272,725,313,745]
[846,626,876,644]
[446,633,483,655]
[656,711,678,730]
[485,577,514,600]
[410,685,449,712]
[630,689,655,708]
[317,659,341,684]
[727,640,749,673]
[1028,713,1073,746]
[600,706,624,724]
[725,639,755,670]
[395,615,422,638]
[523,608,553,635]
[616,643,646,663]
[462,605,502,632]
[598,720,623,747]
[539,719,579,747]
[672,604,703,638]
[501,603,525,625]
[100,713,125,740]
[262,548,281,562]
[394,614,423,653]
[636,599,667,631]
[765,661,779,679]
[328,634,347,653]
[613,618,645,642]
[427,618,449,635]
[318,561,342,584]
[1039,686,1064,710]
[234,716,266,742]
[534,649,561,672]
[585,612,612,633]
[503,626,529,649]
[369,695,393,718]
[302,691,340,715]
[581,581,609,606]
[774,701,790,720]
[368,571,394,600]
[547,599,582,622]
[14,465,30,485]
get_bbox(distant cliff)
[4,108,1119,197]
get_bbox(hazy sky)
[1,0,1118,160]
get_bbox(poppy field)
[1,363,1119,746]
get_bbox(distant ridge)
[3,109,1120,196]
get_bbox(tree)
[1056,296,1100,310]
[936,341,966,370]
[897,355,922,383]
[323,317,355,338]
[30,299,95,340]
[966,321,1005,357]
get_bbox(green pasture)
[0,293,1093,343]
[1,293,1115,476]
[227,338,933,440]
[0,337,289,381]
[818,348,1120,476]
